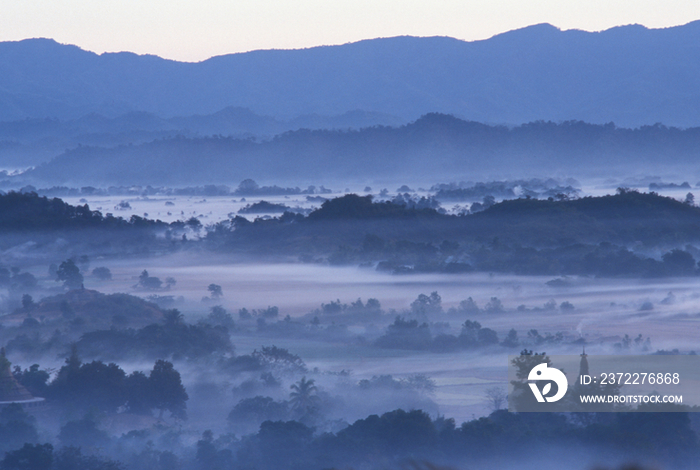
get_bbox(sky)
[1,0,699,62]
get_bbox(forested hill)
[0,192,193,259]
[214,191,700,251]
[20,115,700,186]
[208,191,700,276]
[4,21,700,127]
[470,190,700,245]
[1,190,698,276]
[4,190,698,248]
[0,191,165,232]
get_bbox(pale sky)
[1,0,699,62]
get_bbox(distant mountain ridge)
[18,113,700,186]
[3,22,700,127]
[0,107,404,167]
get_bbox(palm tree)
[289,376,319,412]
[163,309,184,326]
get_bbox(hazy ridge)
[2,21,700,127]
[17,113,700,186]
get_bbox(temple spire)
[579,346,589,377]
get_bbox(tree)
[195,430,217,468]
[662,249,696,275]
[48,347,128,413]
[454,297,479,314]
[56,260,83,290]
[149,360,188,419]
[375,317,432,350]
[13,364,50,397]
[237,179,259,194]
[289,376,319,414]
[228,396,289,425]
[509,350,553,412]
[125,371,152,415]
[91,267,112,281]
[410,291,442,317]
[484,387,507,412]
[484,297,504,313]
[251,346,306,374]
[459,320,482,347]
[163,309,184,326]
[207,284,223,299]
[51,360,127,413]
[500,328,519,348]
[478,327,499,345]
[138,270,162,290]
[186,217,202,229]
[207,306,234,328]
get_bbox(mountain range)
[2,21,700,127]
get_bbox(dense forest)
[0,346,695,470]
[207,190,700,277]
[3,189,700,277]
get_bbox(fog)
[0,179,697,470]
[2,25,699,469]
[6,252,700,424]
[50,177,700,226]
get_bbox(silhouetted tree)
[149,360,188,419]
[207,284,223,299]
[410,292,442,317]
[501,328,519,348]
[138,270,162,290]
[125,371,152,415]
[56,260,83,290]
[289,376,319,413]
[484,387,507,411]
[91,267,112,281]
[13,364,50,397]
[662,249,696,275]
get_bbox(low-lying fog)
[64,252,700,424]
[0,177,697,469]
[54,176,700,225]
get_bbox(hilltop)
[3,289,164,328]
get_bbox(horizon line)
[4,20,698,64]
